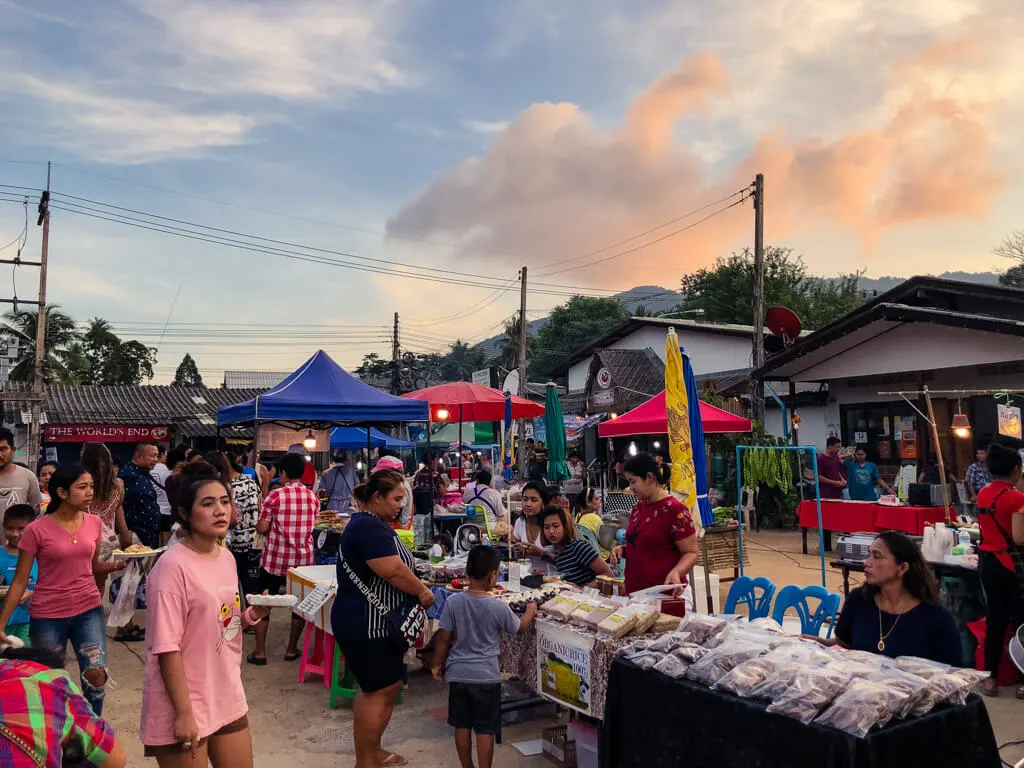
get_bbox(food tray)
[111,546,167,561]
[245,594,299,608]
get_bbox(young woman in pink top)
[141,464,272,766]
[0,463,126,715]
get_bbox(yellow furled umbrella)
[665,327,696,509]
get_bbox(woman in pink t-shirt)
[141,467,271,765]
[0,463,126,715]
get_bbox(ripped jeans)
[30,606,108,715]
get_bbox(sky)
[0,0,1022,384]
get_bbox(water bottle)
[958,528,972,551]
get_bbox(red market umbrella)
[401,381,544,423]
[597,390,751,438]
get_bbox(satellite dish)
[766,306,802,345]
[502,370,520,396]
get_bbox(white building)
[755,277,1024,485]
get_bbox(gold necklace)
[877,604,903,652]
[54,512,84,544]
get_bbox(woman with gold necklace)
[817,531,962,665]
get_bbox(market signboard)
[535,620,594,714]
[998,404,1022,439]
[44,425,173,443]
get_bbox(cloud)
[462,120,511,136]
[0,0,408,163]
[388,19,1015,284]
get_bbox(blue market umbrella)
[682,346,715,527]
[502,391,514,482]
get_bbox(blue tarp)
[217,350,429,426]
[330,427,413,450]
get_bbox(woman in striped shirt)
[538,505,612,588]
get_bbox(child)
[433,545,537,768]
[0,505,38,646]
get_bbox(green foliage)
[79,317,156,385]
[441,340,486,382]
[3,307,85,384]
[529,296,629,377]
[491,315,534,372]
[676,247,865,330]
[172,353,203,387]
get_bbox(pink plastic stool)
[297,622,334,688]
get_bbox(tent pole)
[366,427,371,481]
[458,405,463,479]
[427,420,433,541]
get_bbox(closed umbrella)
[502,391,514,482]
[544,382,570,484]
[665,329,714,526]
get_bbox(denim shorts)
[30,605,108,715]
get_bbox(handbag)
[978,487,1024,593]
[337,543,426,650]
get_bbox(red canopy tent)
[598,390,752,438]
[401,381,544,422]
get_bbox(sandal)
[284,651,300,662]
[246,653,267,666]
[979,678,998,697]
[381,753,408,767]
[1016,685,1024,700]
[115,626,145,643]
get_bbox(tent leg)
[810,446,826,588]
[427,425,433,540]
[735,446,744,579]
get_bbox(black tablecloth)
[600,658,1001,768]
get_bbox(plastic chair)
[297,623,334,688]
[770,585,841,638]
[724,576,776,619]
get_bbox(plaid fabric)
[259,481,318,577]
[0,659,116,766]
[966,462,993,494]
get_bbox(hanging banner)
[535,620,594,715]
[998,404,1022,439]
[44,425,172,443]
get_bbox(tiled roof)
[222,371,291,389]
[0,384,264,438]
[594,348,664,406]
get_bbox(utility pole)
[516,267,528,479]
[750,172,765,424]
[26,162,51,467]
[390,312,401,395]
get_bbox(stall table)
[600,657,1001,768]
[799,500,949,553]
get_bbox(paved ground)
[88,530,1024,767]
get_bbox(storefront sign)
[44,425,172,443]
[535,620,594,715]
[596,367,612,389]
[592,390,615,407]
[998,404,1022,439]
[471,368,494,388]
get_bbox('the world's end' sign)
[44,425,172,443]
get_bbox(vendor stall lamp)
[609,412,618,419]
[303,431,317,450]
[628,441,638,457]
[653,440,661,449]
[951,413,971,439]
[436,407,450,421]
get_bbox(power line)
[536,192,752,277]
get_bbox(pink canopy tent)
[598,390,752,438]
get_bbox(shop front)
[42,424,174,464]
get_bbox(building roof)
[754,277,1024,381]
[594,347,665,402]
[550,316,761,376]
[0,384,265,438]
[222,371,291,389]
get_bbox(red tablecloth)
[797,500,877,534]
[798,500,949,536]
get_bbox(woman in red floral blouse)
[610,453,698,595]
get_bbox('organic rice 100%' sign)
[535,619,594,714]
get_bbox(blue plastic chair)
[771,585,841,638]
[724,576,777,619]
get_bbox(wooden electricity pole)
[390,312,401,395]
[516,267,528,479]
[750,173,766,424]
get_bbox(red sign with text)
[44,425,173,443]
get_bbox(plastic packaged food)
[676,614,737,645]
[714,657,780,697]
[628,603,661,634]
[747,644,837,700]
[569,598,603,626]
[685,638,766,687]
[947,668,991,704]
[596,609,639,638]
[675,643,711,664]
[892,656,951,681]
[649,632,690,654]
[766,667,850,724]
[748,617,786,634]
[865,666,930,719]
[815,679,911,737]
[653,652,691,679]
[618,638,655,659]
[630,651,662,670]
[584,601,622,631]
[650,613,682,634]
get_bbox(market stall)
[597,390,752,438]
[797,499,949,553]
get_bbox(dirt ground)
[88,530,1024,767]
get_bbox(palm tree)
[2,307,79,383]
[495,316,529,372]
[442,340,485,382]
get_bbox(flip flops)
[381,752,408,767]
[246,653,267,666]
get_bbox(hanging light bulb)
[952,397,971,439]
[303,430,317,450]
[653,440,661,449]
[628,441,638,456]
[609,412,618,420]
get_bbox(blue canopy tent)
[330,427,413,451]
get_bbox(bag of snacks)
[617,638,656,659]
[685,638,765,687]
[865,666,930,719]
[653,651,691,679]
[892,656,951,680]
[651,613,682,634]
[631,651,662,670]
[596,608,639,638]
[747,643,836,700]
[676,614,737,645]
[714,656,781,697]
[816,679,911,737]
[766,667,850,724]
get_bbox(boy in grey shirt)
[433,545,537,768]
